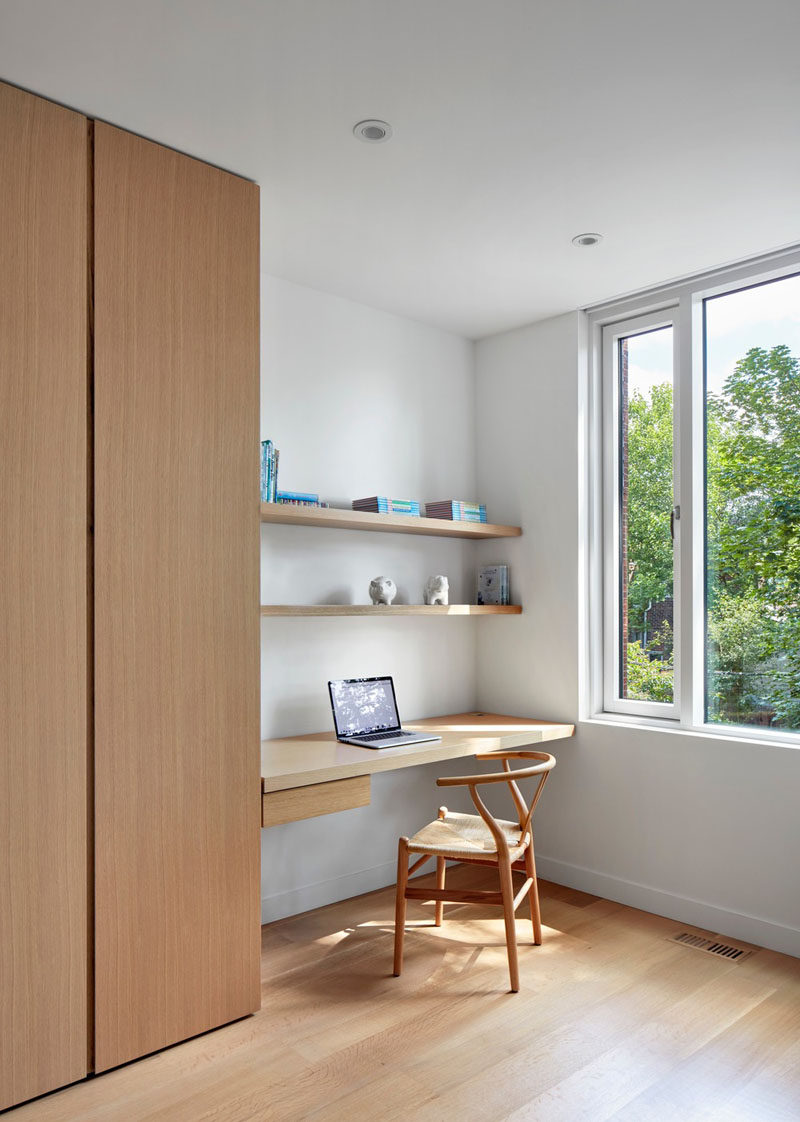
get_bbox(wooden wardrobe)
[0,81,260,1110]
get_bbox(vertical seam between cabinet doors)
[85,117,96,1074]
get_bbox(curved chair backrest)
[436,750,556,853]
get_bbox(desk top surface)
[261,712,575,792]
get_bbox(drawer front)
[263,777,371,826]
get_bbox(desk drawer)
[262,776,371,827]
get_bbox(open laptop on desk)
[328,676,443,749]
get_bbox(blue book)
[353,496,420,515]
[261,440,272,502]
[426,500,487,521]
[277,490,319,503]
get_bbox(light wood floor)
[7,866,800,1121]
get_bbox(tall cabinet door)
[0,83,88,1109]
[93,123,260,1071]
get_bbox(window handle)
[670,504,681,541]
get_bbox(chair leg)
[524,842,542,945]
[393,837,410,976]
[498,855,520,992]
[435,857,446,926]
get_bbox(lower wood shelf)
[260,604,522,616]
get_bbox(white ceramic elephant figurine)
[369,576,397,605]
[424,575,449,605]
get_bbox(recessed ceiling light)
[353,119,393,143]
[572,232,603,247]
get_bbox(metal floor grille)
[671,931,755,962]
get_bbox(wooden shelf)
[260,603,522,617]
[260,503,521,539]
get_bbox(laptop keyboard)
[355,730,415,741]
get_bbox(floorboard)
[6,867,800,1121]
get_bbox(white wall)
[260,276,481,921]
[261,281,800,957]
[475,312,800,957]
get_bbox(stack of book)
[352,496,421,517]
[477,564,510,605]
[276,491,328,508]
[425,500,487,523]
[261,440,280,502]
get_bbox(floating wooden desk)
[261,712,574,826]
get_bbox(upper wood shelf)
[260,503,521,539]
[260,604,522,617]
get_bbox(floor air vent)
[671,932,755,962]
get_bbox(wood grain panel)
[0,81,88,1109]
[93,124,260,1071]
[262,777,371,827]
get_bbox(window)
[603,313,677,719]
[593,249,800,738]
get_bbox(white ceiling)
[2,0,799,339]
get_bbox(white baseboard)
[261,860,397,924]
[536,854,800,959]
[262,853,800,960]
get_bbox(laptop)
[328,676,443,749]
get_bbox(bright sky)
[627,271,800,399]
[627,327,671,399]
[706,273,800,394]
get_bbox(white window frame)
[602,308,680,719]
[587,244,800,743]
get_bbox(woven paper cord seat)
[407,810,529,863]
[393,750,556,992]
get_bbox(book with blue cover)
[477,564,509,605]
[261,441,281,502]
[352,496,421,516]
[277,490,319,503]
[261,440,274,502]
[425,500,488,522]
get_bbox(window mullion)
[673,295,688,725]
[691,293,707,728]
[601,325,621,712]
[677,293,705,728]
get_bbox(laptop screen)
[328,676,401,737]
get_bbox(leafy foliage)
[706,591,776,723]
[709,345,800,603]
[707,345,800,727]
[626,383,674,630]
[626,343,800,727]
[626,638,673,704]
[707,590,773,667]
